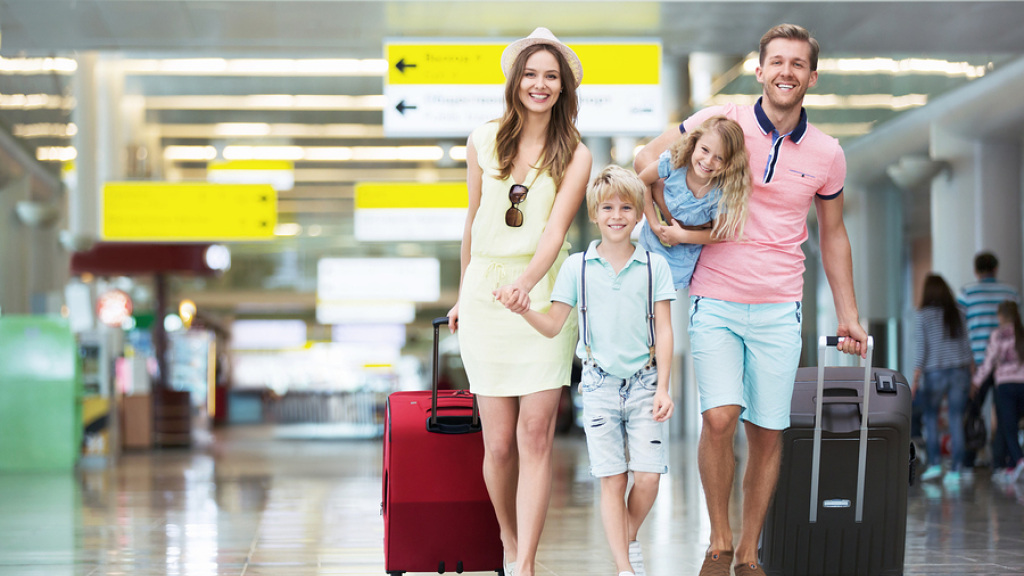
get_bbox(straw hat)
[501,27,583,87]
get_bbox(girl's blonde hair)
[495,44,581,190]
[586,165,645,220]
[669,116,752,241]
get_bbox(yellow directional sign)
[355,182,468,209]
[387,43,659,85]
[102,182,277,242]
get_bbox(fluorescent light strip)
[145,95,386,111]
[0,57,77,74]
[15,123,78,138]
[705,94,928,110]
[121,58,388,76]
[217,146,445,162]
[164,145,218,161]
[449,146,468,161]
[741,56,987,78]
[36,146,77,162]
[157,123,385,139]
[0,94,75,109]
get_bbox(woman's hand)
[446,302,460,333]
[493,284,531,314]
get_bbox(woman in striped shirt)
[914,274,974,484]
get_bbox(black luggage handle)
[429,317,480,433]
[810,335,873,525]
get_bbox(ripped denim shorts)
[579,362,668,477]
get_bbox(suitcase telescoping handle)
[430,317,480,430]
[809,335,874,524]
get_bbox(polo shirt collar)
[754,97,809,143]
[585,240,648,264]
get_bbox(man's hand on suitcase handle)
[835,321,869,359]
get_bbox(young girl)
[973,300,1024,484]
[447,27,592,576]
[636,116,752,289]
[913,274,973,484]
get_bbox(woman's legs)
[514,388,562,576]
[478,396,521,562]
[920,371,945,467]
[947,367,971,472]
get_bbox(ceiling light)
[706,94,928,110]
[274,223,302,236]
[223,146,304,161]
[36,146,77,162]
[449,146,467,161]
[163,145,217,161]
[303,147,354,161]
[213,123,272,137]
[121,58,387,76]
[14,123,77,138]
[0,94,74,110]
[741,56,987,78]
[0,56,77,74]
[157,123,384,139]
[351,146,445,162]
[145,95,386,111]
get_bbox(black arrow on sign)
[395,58,417,73]
[395,100,418,115]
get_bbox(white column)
[974,139,1023,292]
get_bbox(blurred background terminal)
[0,0,1022,458]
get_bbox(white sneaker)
[505,561,515,576]
[617,572,636,576]
[628,541,645,576]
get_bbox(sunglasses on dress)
[505,184,528,227]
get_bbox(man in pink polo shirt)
[635,23,868,576]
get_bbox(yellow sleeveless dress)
[459,121,577,397]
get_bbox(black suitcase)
[760,336,914,576]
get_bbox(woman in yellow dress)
[447,28,591,576]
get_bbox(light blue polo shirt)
[551,240,676,378]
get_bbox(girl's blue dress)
[638,151,722,289]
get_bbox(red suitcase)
[382,317,503,576]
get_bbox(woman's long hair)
[495,43,580,190]
[668,116,751,241]
[997,300,1024,362]
[920,274,965,338]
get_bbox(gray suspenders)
[579,248,656,369]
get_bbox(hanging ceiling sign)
[102,182,277,242]
[383,40,663,137]
[354,182,467,242]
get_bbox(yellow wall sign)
[102,182,277,242]
[355,182,468,209]
[387,43,659,86]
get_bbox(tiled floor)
[1,426,1022,575]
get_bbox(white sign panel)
[317,258,441,303]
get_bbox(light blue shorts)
[579,363,668,477]
[688,296,802,430]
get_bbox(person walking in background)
[959,251,1021,476]
[914,274,974,484]
[446,28,592,576]
[971,300,1024,484]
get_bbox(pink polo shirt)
[681,99,846,304]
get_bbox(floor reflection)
[0,426,1021,575]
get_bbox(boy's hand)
[652,390,674,422]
